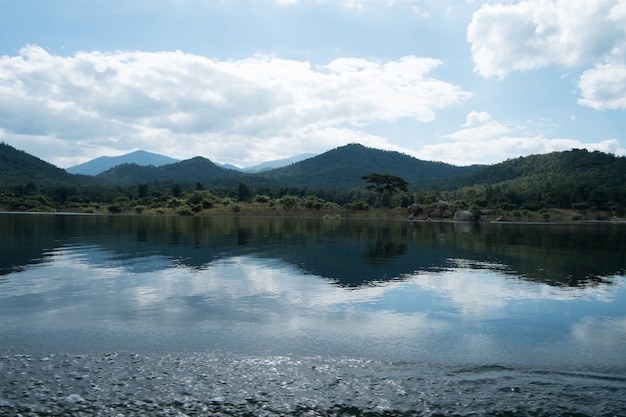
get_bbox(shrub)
[176,206,194,216]
[254,194,271,203]
[108,204,123,213]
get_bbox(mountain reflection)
[2,213,626,288]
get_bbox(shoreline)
[1,208,625,225]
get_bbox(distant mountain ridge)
[67,150,180,175]
[89,144,481,188]
[2,141,626,208]
[95,156,243,186]
[242,153,318,173]
[69,150,318,176]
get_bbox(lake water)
[1,213,625,416]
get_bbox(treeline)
[2,141,626,220]
[438,149,626,217]
[2,171,625,221]
[0,178,392,215]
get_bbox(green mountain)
[0,142,87,186]
[3,141,626,214]
[443,148,626,212]
[257,143,483,189]
[455,148,626,186]
[95,156,244,186]
[91,143,481,189]
[67,150,180,176]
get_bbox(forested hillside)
[445,149,626,213]
[95,156,243,186]
[259,143,482,188]
[0,142,89,186]
[1,141,625,220]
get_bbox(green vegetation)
[1,141,625,222]
[362,172,409,207]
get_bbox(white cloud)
[0,46,469,167]
[578,63,626,110]
[468,0,626,79]
[416,111,626,165]
[444,111,511,142]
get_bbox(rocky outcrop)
[407,201,456,221]
[453,210,474,222]
[407,203,424,217]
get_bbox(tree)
[138,183,149,199]
[238,182,252,202]
[280,195,299,212]
[361,173,409,207]
[171,183,182,198]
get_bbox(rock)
[407,203,424,216]
[429,209,443,218]
[436,200,450,210]
[64,394,86,403]
[453,210,474,222]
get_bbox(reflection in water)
[1,214,626,415]
[2,213,626,286]
[0,214,625,360]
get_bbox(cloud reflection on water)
[2,215,626,367]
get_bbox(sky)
[1,0,625,169]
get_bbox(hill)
[67,150,180,175]
[257,143,482,189]
[0,142,87,187]
[443,148,626,212]
[462,148,626,186]
[95,156,244,186]
[92,144,481,190]
[3,141,626,217]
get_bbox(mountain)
[242,153,318,173]
[257,143,483,189]
[0,142,87,186]
[460,148,626,186]
[95,156,243,186]
[4,141,626,212]
[67,150,179,175]
[92,144,480,189]
[91,144,476,189]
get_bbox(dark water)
[1,213,625,416]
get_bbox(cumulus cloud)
[578,63,626,110]
[468,0,626,79]
[416,111,626,165]
[0,45,469,167]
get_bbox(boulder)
[407,203,424,216]
[429,208,443,218]
[436,200,450,210]
[453,210,474,222]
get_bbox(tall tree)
[362,172,409,207]
[238,182,252,202]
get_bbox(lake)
[1,213,625,416]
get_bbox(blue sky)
[1,0,625,168]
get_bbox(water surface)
[1,213,625,415]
